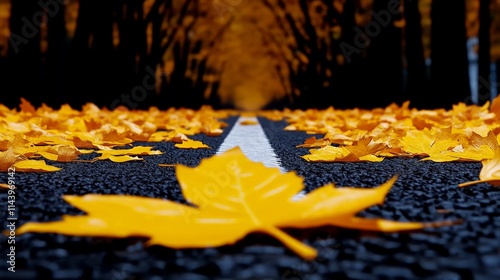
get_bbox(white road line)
[218,116,306,200]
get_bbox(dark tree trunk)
[8,1,43,107]
[404,0,427,108]
[333,0,359,109]
[67,0,93,108]
[67,0,114,109]
[46,0,68,108]
[90,0,114,107]
[365,0,404,109]
[430,0,470,109]
[478,0,492,104]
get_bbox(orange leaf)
[0,149,17,171]
[95,154,144,163]
[296,137,331,148]
[174,139,210,149]
[239,120,258,126]
[96,146,162,156]
[12,160,61,172]
[19,98,36,113]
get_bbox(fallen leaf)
[95,154,144,163]
[96,146,162,156]
[174,139,210,149]
[19,98,36,113]
[171,133,189,143]
[12,160,61,172]
[0,149,17,171]
[297,137,331,148]
[239,120,258,125]
[301,139,385,162]
[0,99,232,172]
[302,146,350,162]
[17,147,436,260]
[400,130,458,162]
[38,145,81,162]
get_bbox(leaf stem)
[262,226,317,260]
[458,180,484,187]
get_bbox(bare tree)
[7,1,43,107]
[478,0,492,104]
[430,0,470,108]
[404,0,427,108]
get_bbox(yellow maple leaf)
[174,139,210,149]
[95,154,144,163]
[302,138,385,162]
[302,146,350,162]
[344,137,387,161]
[38,145,81,162]
[443,145,495,162]
[400,130,458,162]
[12,160,61,172]
[96,146,162,156]
[16,147,437,259]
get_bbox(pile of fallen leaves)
[3,98,499,258]
[260,98,500,164]
[0,99,235,172]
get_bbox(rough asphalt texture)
[259,117,500,280]
[0,116,499,279]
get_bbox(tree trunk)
[404,0,427,108]
[8,1,43,107]
[430,0,470,109]
[90,0,114,107]
[67,0,93,108]
[478,0,492,104]
[332,0,358,109]
[365,0,404,109]
[46,0,68,108]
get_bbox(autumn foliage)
[3,96,500,258]
[0,99,232,171]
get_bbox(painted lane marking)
[218,116,305,200]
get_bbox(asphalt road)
[0,116,499,280]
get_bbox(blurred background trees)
[0,0,499,110]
